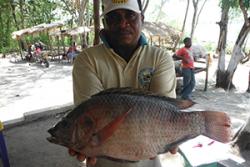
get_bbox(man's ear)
[102,18,108,29]
[141,14,144,23]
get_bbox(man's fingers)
[68,148,86,162]
[87,157,97,165]
[149,156,156,160]
[77,154,86,162]
[169,147,178,154]
[68,148,96,164]
[68,148,77,156]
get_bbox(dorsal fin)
[92,87,195,109]
[92,87,155,97]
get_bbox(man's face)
[184,40,192,48]
[104,9,143,47]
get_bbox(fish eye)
[78,115,95,135]
[84,116,93,126]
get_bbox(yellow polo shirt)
[73,41,176,105]
[72,35,177,167]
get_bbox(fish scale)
[84,94,193,160]
[47,88,231,161]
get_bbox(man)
[69,0,177,166]
[173,37,195,100]
[67,42,79,62]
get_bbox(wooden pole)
[204,53,210,91]
[18,40,24,60]
[247,70,250,93]
[93,0,100,45]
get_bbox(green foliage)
[203,42,216,52]
[220,0,250,11]
[25,0,57,26]
[220,0,239,9]
[243,0,250,8]
[0,0,60,52]
[0,0,17,52]
[0,46,19,54]
[24,32,51,46]
[0,0,96,53]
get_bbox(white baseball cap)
[102,0,141,16]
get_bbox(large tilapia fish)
[47,88,231,161]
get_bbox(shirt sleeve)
[72,51,104,106]
[176,48,185,57]
[149,51,177,98]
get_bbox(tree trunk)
[190,0,207,39]
[194,0,207,30]
[19,0,25,29]
[247,70,250,93]
[181,0,190,34]
[190,0,198,39]
[215,4,229,88]
[224,17,250,90]
[78,0,89,48]
[93,0,100,45]
[156,0,168,22]
[9,0,20,30]
[173,0,190,51]
[141,0,149,14]
[234,116,250,152]
[78,0,88,26]
[219,1,250,91]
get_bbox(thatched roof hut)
[11,22,64,40]
[49,26,91,37]
[142,21,181,50]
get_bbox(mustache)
[114,28,133,34]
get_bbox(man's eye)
[127,12,137,18]
[125,11,138,20]
[106,15,114,20]
[106,13,118,20]
[83,116,94,127]
[105,16,118,24]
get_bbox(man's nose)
[117,16,130,28]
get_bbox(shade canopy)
[142,21,181,49]
[49,26,91,37]
[12,22,64,40]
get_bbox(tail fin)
[202,111,232,143]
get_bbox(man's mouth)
[117,29,132,36]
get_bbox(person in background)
[67,42,79,62]
[34,43,42,56]
[25,44,33,61]
[173,37,195,100]
[69,0,178,166]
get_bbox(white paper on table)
[179,135,245,166]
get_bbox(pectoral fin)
[90,108,132,146]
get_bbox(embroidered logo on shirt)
[138,68,155,89]
[112,0,128,4]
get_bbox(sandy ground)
[0,54,250,167]
[0,57,73,123]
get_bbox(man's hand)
[68,148,97,165]
[68,146,178,164]
[169,146,178,154]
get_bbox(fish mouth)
[48,127,55,135]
